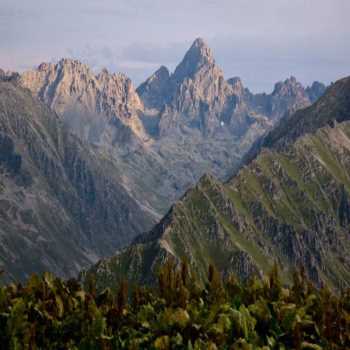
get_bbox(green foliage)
[0,263,349,349]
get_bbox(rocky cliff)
[83,76,350,291]
[0,81,154,283]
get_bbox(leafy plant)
[0,262,349,349]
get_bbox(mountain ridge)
[83,76,350,291]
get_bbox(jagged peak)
[312,80,325,87]
[34,58,91,76]
[58,57,84,65]
[287,75,297,83]
[191,37,212,53]
[227,77,244,93]
[58,59,94,76]
[308,81,326,90]
[185,37,214,63]
[306,81,327,103]
[172,37,215,82]
[142,65,170,85]
[34,59,134,86]
[272,76,305,96]
[136,66,172,109]
[99,67,109,76]
[155,65,170,77]
[99,70,130,82]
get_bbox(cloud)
[121,41,187,65]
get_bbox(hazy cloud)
[0,0,349,91]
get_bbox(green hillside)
[83,77,350,291]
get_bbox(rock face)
[268,76,311,120]
[83,77,350,291]
[20,59,146,145]
[19,38,326,220]
[0,81,154,283]
[136,66,171,110]
[141,38,268,138]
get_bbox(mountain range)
[19,38,326,216]
[0,38,329,283]
[83,76,350,291]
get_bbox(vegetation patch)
[0,262,349,349]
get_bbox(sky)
[0,0,349,92]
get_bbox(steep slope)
[84,76,350,291]
[136,66,171,110]
[0,81,154,283]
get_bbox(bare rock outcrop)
[20,59,146,143]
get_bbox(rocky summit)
[20,59,146,143]
[19,39,326,219]
[83,76,350,292]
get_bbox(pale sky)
[1,0,349,92]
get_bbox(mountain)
[18,39,326,220]
[137,39,326,194]
[20,59,146,144]
[136,66,171,110]
[83,76,350,291]
[0,80,155,283]
[306,81,327,103]
[20,60,180,215]
[143,38,268,137]
[244,76,323,123]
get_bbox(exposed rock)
[20,59,146,142]
[172,38,215,83]
[306,81,327,102]
[137,66,171,109]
